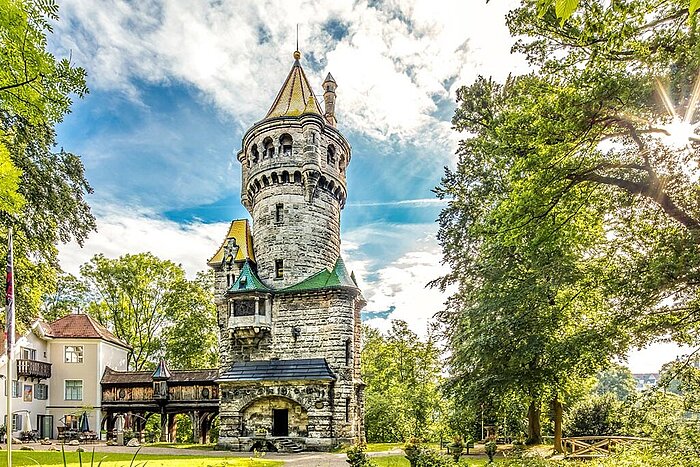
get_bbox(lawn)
[3,451,283,467]
[372,456,500,467]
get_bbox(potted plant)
[403,437,421,467]
[448,436,464,462]
[485,440,497,463]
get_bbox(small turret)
[323,72,337,127]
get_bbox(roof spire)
[294,24,301,61]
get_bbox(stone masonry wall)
[251,185,340,287]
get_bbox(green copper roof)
[228,260,271,294]
[280,257,358,293]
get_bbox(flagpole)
[6,226,14,467]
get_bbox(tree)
[40,272,89,321]
[81,253,217,370]
[594,363,638,401]
[362,321,444,443]
[436,0,700,449]
[1,0,93,324]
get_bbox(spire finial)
[294,24,301,61]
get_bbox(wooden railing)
[562,436,653,458]
[16,359,52,379]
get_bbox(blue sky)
[48,0,680,372]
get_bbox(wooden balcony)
[17,359,52,379]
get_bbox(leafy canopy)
[0,0,93,324]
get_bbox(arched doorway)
[241,396,308,438]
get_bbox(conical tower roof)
[265,51,323,119]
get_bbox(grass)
[372,456,502,467]
[2,451,283,467]
[144,443,217,450]
[365,443,404,452]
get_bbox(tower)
[208,51,365,452]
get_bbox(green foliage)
[564,393,625,436]
[438,0,700,447]
[346,444,377,467]
[40,272,88,320]
[81,253,217,370]
[403,439,454,467]
[593,364,637,401]
[362,321,444,443]
[175,413,193,444]
[0,0,94,325]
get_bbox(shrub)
[346,444,377,467]
[484,441,497,463]
[564,394,624,437]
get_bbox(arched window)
[293,171,302,183]
[254,179,262,191]
[327,144,336,166]
[280,134,293,156]
[271,172,279,184]
[251,144,259,163]
[262,175,270,187]
[319,176,327,190]
[281,171,290,183]
[339,154,345,173]
[263,137,274,159]
[328,180,335,192]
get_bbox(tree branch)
[567,172,700,231]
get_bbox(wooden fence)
[562,436,653,458]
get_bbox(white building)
[0,314,130,439]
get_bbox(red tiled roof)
[46,314,132,350]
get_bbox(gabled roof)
[227,260,271,294]
[280,257,358,293]
[208,219,255,266]
[45,314,131,350]
[218,358,335,383]
[264,52,323,120]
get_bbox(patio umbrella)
[80,412,90,432]
[115,414,124,432]
[24,412,32,433]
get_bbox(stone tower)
[208,51,365,452]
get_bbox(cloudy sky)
[48,0,681,372]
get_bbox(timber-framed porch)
[100,361,219,443]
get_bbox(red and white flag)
[6,227,14,356]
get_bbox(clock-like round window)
[118,389,126,399]
[201,388,210,399]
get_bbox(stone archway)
[240,396,308,438]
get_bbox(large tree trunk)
[553,397,564,453]
[526,400,543,445]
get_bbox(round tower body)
[239,113,351,287]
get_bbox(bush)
[564,394,624,437]
[346,444,377,467]
[404,438,455,467]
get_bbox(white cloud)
[52,0,526,147]
[59,207,230,278]
[625,343,696,374]
[342,222,451,336]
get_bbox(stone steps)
[276,437,304,453]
